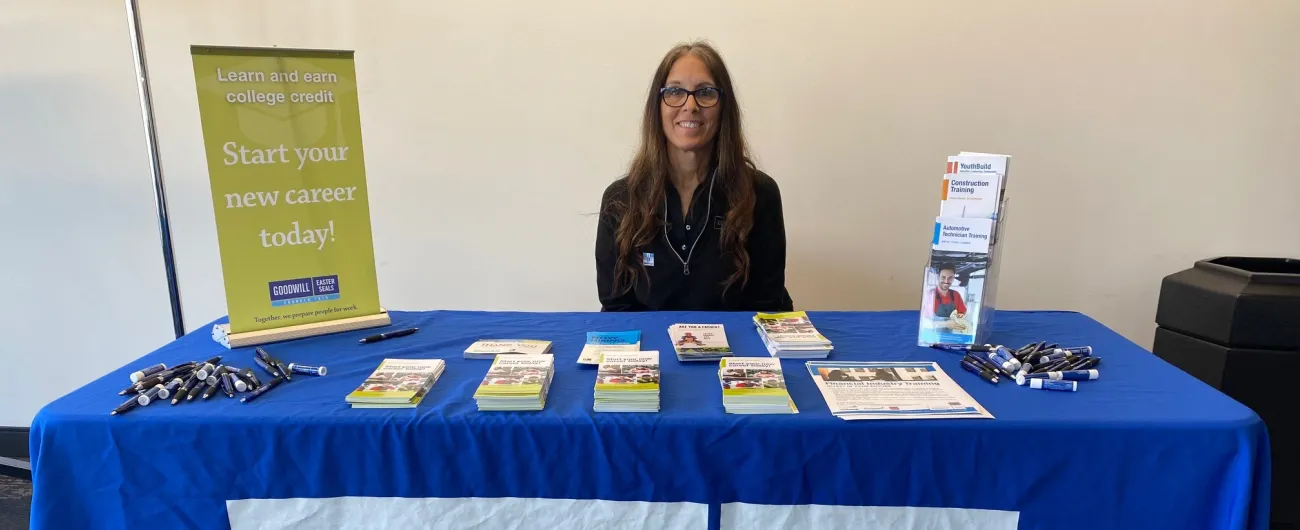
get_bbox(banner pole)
[125,0,185,338]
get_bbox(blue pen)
[1028,379,1077,392]
[1049,369,1099,381]
[932,343,995,353]
[287,363,327,377]
[240,376,284,403]
[1036,351,1071,365]
[1040,347,1092,361]
[989,347,1022,373]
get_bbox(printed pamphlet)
[805,361,991,420]
[669,324,733,362]
[345,359,446,406]
[577,330,641,365]
[594,351,660,412]
[918,249,990,346]
[474,354,555,411]
[753,311,833,358]
[932,217,993,254]
[465,339,553,360]
[718,357,797,414]
[940,172,1003,219]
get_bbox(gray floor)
[0,472,31,530]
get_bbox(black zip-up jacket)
[595,171,794,312]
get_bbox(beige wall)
[2,0,1297,425]
[0,1,177,426]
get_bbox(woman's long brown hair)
[608,41,757,297]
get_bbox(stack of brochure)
[668,324,733,362]
[345,359,445,408]
[593,351,660,412]
[577,330,641,365]
[473,354,555,411]
[805,361,992,420]
[718,358,798,414]
[753,311,833,358]
[464,339,553,360]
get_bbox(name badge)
[642,253,655,266]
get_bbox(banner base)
[212,310,392,349]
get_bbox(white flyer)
[805,361,992,420]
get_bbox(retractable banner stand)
[191,46,389,347]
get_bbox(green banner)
[191,46,381,333]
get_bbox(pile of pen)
[110,347,326,416]
[932,342,1101,392]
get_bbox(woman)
[595,41,793,312]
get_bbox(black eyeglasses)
[660,86,722,108]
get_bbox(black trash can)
[1154,256,1300,526]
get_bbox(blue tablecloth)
[30,310,1270,529]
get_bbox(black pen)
[254,357,282,379]
[110,395,141,416]
[186,381,207,401]
[202,381,221,400]
[359,327,419,344]
[271,358,293,381]
[960,358,999,385]
[172,373,199,405]
[241,376,284,403]
[134,375,166,391]
[239,368,263,390]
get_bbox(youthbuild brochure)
[805,361,991,420]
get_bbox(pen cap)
[195,363,216,380]
[137,385,162,405]
[129,363,167,383]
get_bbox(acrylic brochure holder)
[917,152,1011,347]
